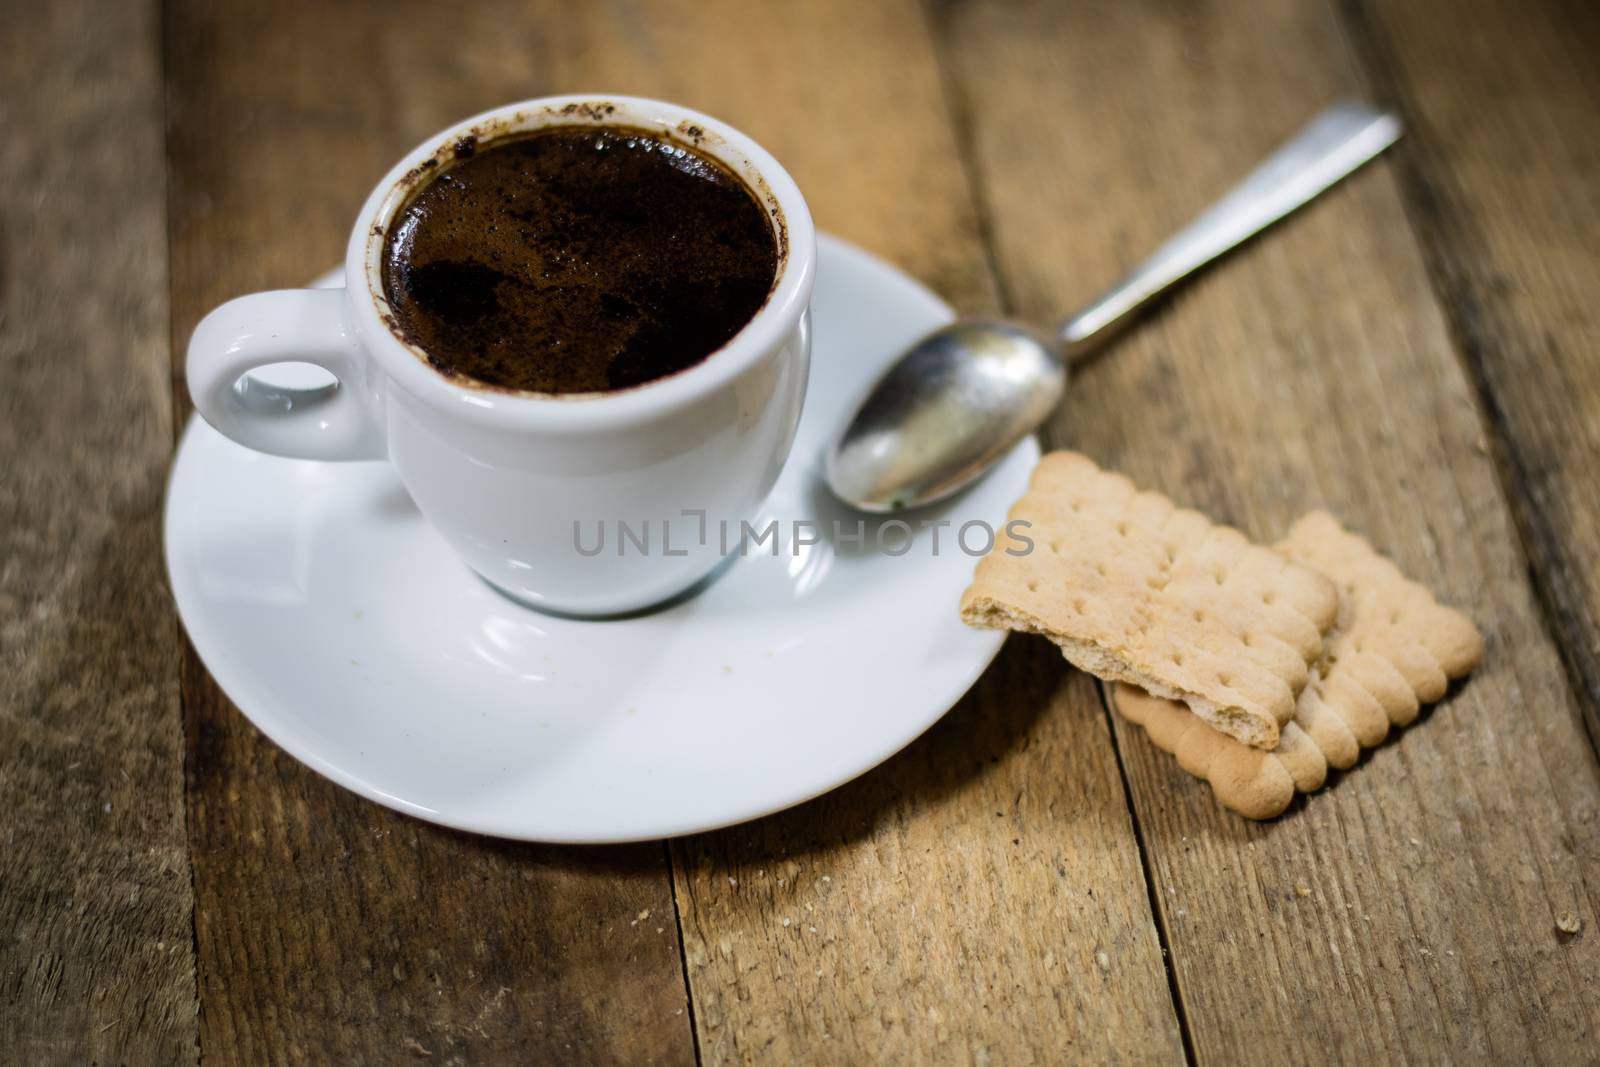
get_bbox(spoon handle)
[1058,101,1402,361]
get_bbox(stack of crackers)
[960,452,1482,819]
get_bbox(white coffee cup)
[187,95,815,615]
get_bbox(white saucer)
[165,234,1040,842]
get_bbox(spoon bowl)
[825,321,1062,512]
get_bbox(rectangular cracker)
[1276,510,1483,760]
[1113,682,1326,819]
[960,452,1338,749]
[1110,511,1482,819]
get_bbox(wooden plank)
[935,0,1600,1061]
[1342,0,1600,749]
[318,0,1185,1060]
[674,654,1185,1064]
[0,0,197,1061]
[162,4,696,1062]
[536,1,1183,1058]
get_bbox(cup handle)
[186,289,387,460]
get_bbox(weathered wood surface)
[672,659,1186,1065]
[1346,0,1600,749]
[0,0,197,1062]
[6,0,1600,1061]
[934,0,1600,1061]
[163,3,695,1062]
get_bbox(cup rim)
[344,94,816,431]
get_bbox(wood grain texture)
[179,666,694,1066]
[673,652,1184,1064]
[163,4,695,1062]
[935,0,1600,1061]
[468,0,1184,1059]
[0,0,197,1061]
[1342,0,1600,749]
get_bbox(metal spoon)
[825,101,1402,512]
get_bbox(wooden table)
[6,0,1599,1062]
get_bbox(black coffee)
[381,125,780,395]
